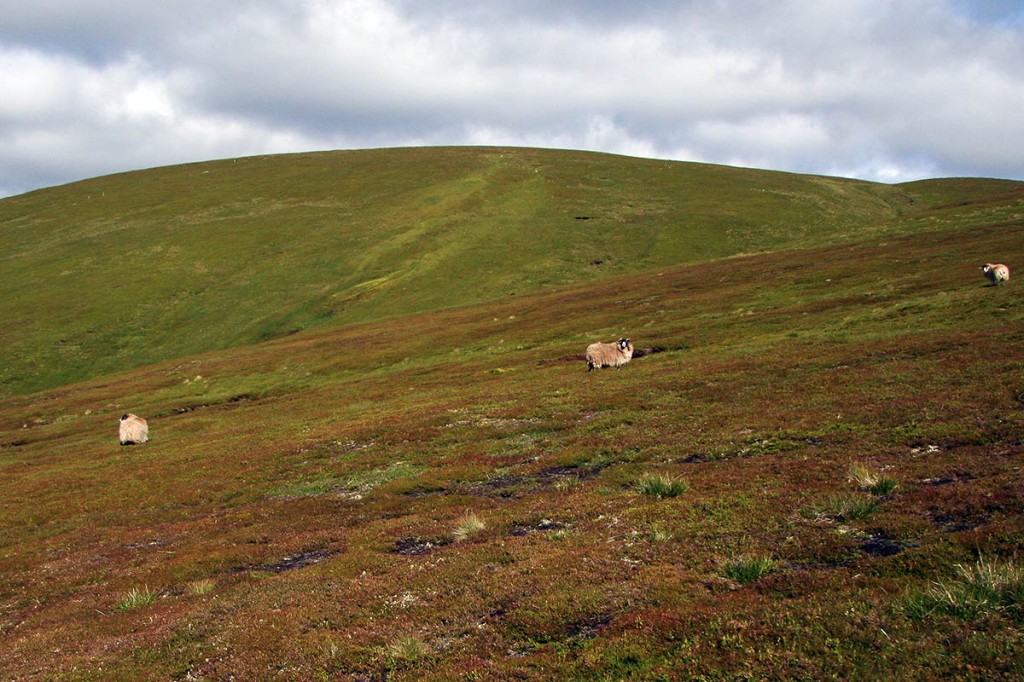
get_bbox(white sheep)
[981,263,1010,286]
[586,338,634,371]
[119,413,149,445]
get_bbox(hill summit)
[2,146,1019,396]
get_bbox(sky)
[1,0,1023,198]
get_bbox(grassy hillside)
[0,149,1023,678]
[6,146,1020,396]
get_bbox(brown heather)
[1,149,1023,679]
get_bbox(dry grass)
[385,635,432,667]
[634,473,689,499]
[907,557,1024,621]
[848,462,899,495]
[452,512,486,542]
[187,578,216,596]
[721,554,779,585]
[116,586,157,612]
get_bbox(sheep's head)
[120,414,130,421]
[619,338,632,351]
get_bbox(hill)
[1,148,1023,679]
[3,146,1019,396]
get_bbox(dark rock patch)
[536,464,605,483]
[402,486,444,498]
[172,393,260,415]
[631,346,667,358]
[930,511,989,533]
[392,537,451,556]
[463,474,528,499]
[241,549,336,573]
[859,534,909,557]
[463,465,605,500]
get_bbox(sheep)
[981,263,1010,286]
[586,338,634,371]
[119,413,149,445]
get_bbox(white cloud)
[0,0,1022,197]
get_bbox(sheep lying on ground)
[119,414,149,445]
[982,263,1010,286]
[586,338,634,371]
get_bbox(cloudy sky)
[1,0,1022,198]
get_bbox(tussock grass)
[806,494,879,522]
[722,554,779,584]
[117,586,157,612]
[848,463,898,495]
[187,578,215,596]
[385,635,431,665]
[634,474,688,499]
[452,512,486,542]
[906,557,1024,621]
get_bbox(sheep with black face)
[982,263,1010,286]
[119,413,148,445]
[586,338,634,371]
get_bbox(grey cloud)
[1,0,1022,197]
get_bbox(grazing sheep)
[981,263,1010,286]
[119,413,148,445]
[586,338,634,371]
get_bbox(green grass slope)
[6,146,1019,396]
[0,159,1022,678]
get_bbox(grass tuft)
[848,463,898,495]
[187,578,216,596]
[117,585,157,612]
[385,635,431,665]
[807,494,879,522]
[722,554,779,584]
[906,556,1024,621]
[452,512,486,542]
[634,474,688,499]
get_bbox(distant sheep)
[586,338,634,371]
[982,263,1010,286]
[119,413,149,445]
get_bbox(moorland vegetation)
[1,147,1023,679]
